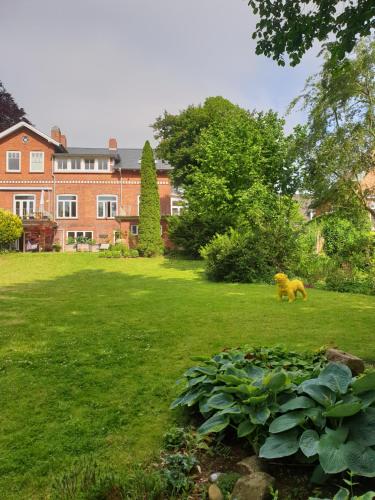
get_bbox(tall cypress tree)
[138,141,163,256]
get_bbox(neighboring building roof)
[57,147,172,171]
[0,121,64,149]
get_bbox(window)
[97,195,117,218]
[56,158,68,170]
[98,158,109,171]
[84,159,95,170]
[70,158,81,170]
[130,224,138,236]
[29,151,44,172]
[57,195,77,218]
[67,231,93,241]
[6,151,21,172]
[14,194,35,217]
[171,197,184,215]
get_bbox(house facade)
[0,121,182,251]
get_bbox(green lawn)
[1,254,374,498]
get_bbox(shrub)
[129,249,139,258]
[0,208,23,249]
[324,267,375,295]
[171,348,375,481]
[99,250,122,259]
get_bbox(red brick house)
[0,121,182,251]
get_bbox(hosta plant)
[171,348,326,448]
[259,364,375,478]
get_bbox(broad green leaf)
[263,371,289,391]
[188,375,207,387]
[237,419,255,438]
[348,408,375,446]
[352,372,375,395]
[217,405,242,416]
[244,394,268,405]
[249,405,271,425]
[197,412,230,435]
[269,411,305,433]
[301,383,336,407]
[217,374,247,385]
[299,429,320,457]
[199,398,210,414]
[259,429,299,459]
[305,407,326,428]
[185,366,217,377]
[317,363,352,394]
[170,388,205,409]
[279,396,315,412]
[324,401,363,418]
[333,488,350,500]
[361,390,375,408]
[344,441,375,477]
[244,365,264,379]
[318,427,350,474]
[310,464,330,485]
[207,392,235,410]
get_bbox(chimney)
[108,137,117,151]
[60,134,67,148]
[51,126,61,143]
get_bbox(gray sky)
[0,0,321,148]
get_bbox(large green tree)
[292,37,375,218]
[165,99,302,256]
[138,141,163,257]
[153,97,251,187]
[0,81,30,132]
[248,0,375,66]
[0,209,23,249]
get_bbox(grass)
[0,253,374,498]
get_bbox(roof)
[0,121,64,149]
[58,147,172,171]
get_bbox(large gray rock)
[208,483,224,500]
[236,456,266,475]
[231,472,275,500]
[326,348,365,375]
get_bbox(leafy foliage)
[247,1,375,66]
[259,364,375,478]
[172,348,375,480]
[0,209,23,249]
[138,141,164,257]
[200,188,304,282]
[0,81,31,132]
[292,38,375,220]
[171,347,327,448]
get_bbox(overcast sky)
[0,0,321,148]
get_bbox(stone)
[209,472,222,483]
[236,456,265,475]
[208,483,224,500]
[326,348,365,375]
[231,472,275,500]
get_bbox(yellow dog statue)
[274,273,307,303]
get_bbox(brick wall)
[0,125,173,249]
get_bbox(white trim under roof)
[0,121,62,147]
[0,187,52,191]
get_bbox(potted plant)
[52,242,62,252]
[76,236,90,252]
[65,236,76,252]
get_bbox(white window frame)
[130,224,138,236]
[56,194,78,219]
[54,157,111,173]
[6,151,21,172]
[170,196,184,216]
[66,230,93,241]
[13,194,36,217]
[29,151,45,173]
[97,195,118,219]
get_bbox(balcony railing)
[18,211,54,221]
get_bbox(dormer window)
[98,158,109,171]
[84,159,95,170]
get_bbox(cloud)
[0,0,321,146]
